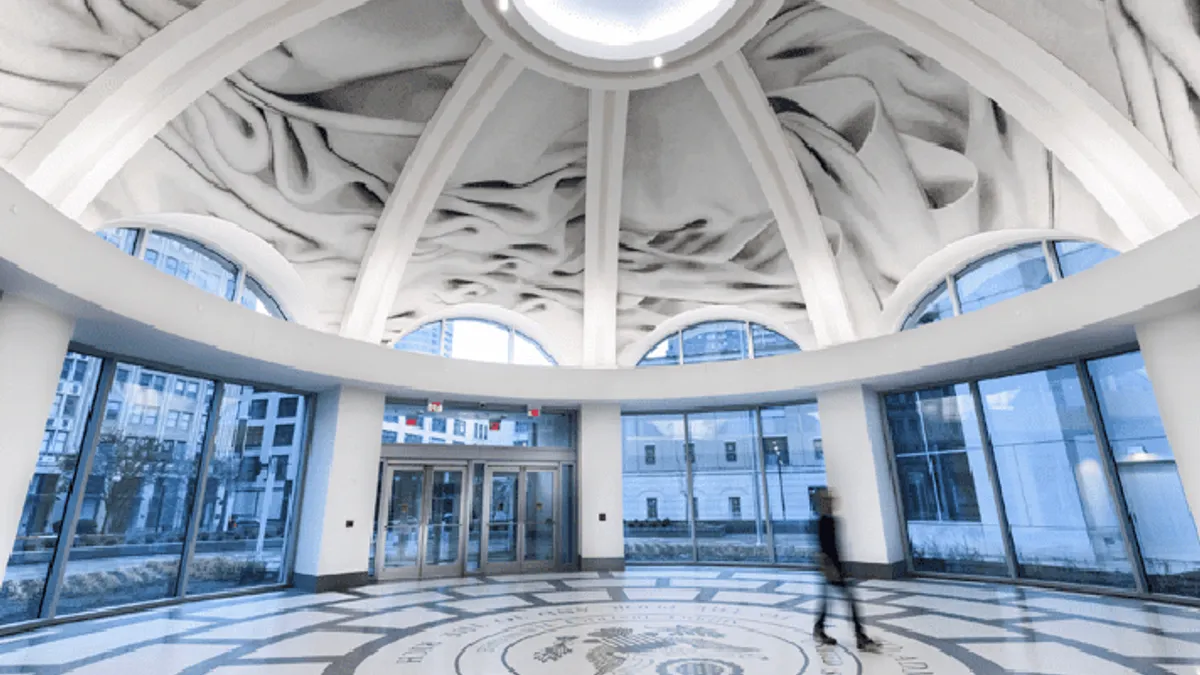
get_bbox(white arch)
[95,213,319,329]
[619,306,813,368]
[8,0,374,218]
[391,303,577,367]
[823,0,1200,244]
[878,229,1129,335]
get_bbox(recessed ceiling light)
[652,55,664,69]
[498,0,510,12]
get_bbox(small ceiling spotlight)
[497,0,510,12]
[652,55,664,69]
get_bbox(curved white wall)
[0,170,1196,409]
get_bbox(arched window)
[97,227,288,320]
[393,318,557,366]
[902,239,1118,331]
[637,320,800,367]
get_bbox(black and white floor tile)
[1,568,1199,674]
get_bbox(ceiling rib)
[582,89,630,368]
[339,40,524,343]
[823,0,1199,243]
[9,0,375,219]
[701,56,858,347]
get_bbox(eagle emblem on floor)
[532,625,760,675]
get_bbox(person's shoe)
[856,634,882,653]
[813,628,837,646]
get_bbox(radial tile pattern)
[3,569,1200,673]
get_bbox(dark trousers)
[815,578,865,637]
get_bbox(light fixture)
[652,55,664,69]
[498,0,510,11]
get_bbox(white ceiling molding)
[339,41,524,343]
[463,0,782,90]
[8,0,375,219]
[700,55,858,348]
[618,305,815,368]
[389,303,577,367]
[93,213,320,330]
[582,89,629,368]
[824,0,1200,245]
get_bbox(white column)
[0,296,74,580]
[1136,308,1200,525]
[817,385,906,577]
[578,402,624,571]
[293,386,385,592]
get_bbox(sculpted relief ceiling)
[4,0,1190,349]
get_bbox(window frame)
[392,317,557,366]
[636,320,800,367]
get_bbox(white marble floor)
[0,568,1198,674]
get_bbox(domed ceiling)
[2,0,1194,365]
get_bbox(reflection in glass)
[487,472,519,563]
[681,321,749,364]
[955,244,1052,315]
[58,366,214,616]
[381,403,572,448]
[902,282,955,330]
[1089,353,1200,596]
[188,386,306,595]
[980,366,1134,588]
[467,464,485,572]
[688,411,769,562]
[239,276,286,319]
[524,471,556,562]
[426,471,464,566]
[141,231,239,301]
[761,404,827,564]
[622,414,692,562]
[0,354,103,624]
[884,386,1008,576]
[562,464,577,567]
[750,323,800,358]
[1055,241,1119,278]
[638,333,680,367]
[382,470,424,569]
[97,228,140,255]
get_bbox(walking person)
[813,488,881,652]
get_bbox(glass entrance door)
[375,465,467,580]
[482,466,559,575]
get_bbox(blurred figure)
[813,488,880,652]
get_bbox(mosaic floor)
[1,568,1199,674]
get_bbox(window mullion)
[176,383,227,597]
[968,380,1019,580]
[1044,239,1064,282]
[39,358,118,619]
[947,274,963,316]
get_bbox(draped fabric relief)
[0,0,203,161]
[89,0,484,332]
[385,71,588,343]
[1106,0,1200,188]
[743,1,1125,331]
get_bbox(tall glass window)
[761,403,826,564]
[187,387,307,595]
[622,405,828,565]
[687,410,767,562]
[884,386,1008,576]
[637,321,800,367]
[393,318,555,366]
[0,354,103,624]
[1088,353,1200,596]
[623,414,692,562]
[979,366,1134,588]
[57,366,216,616]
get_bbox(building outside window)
[272,424,295,447]
[249,400,268,420]
[730,497,742,520]
[382,431,398,444]
[277,397,299,419]
[646,498,659,520]
[725,441,738,463]
[644,444,656,465]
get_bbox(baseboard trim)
[844,560,907,580]
[581,557,626,572]
[293,571,370,593]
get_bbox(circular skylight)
[511,0,738,61]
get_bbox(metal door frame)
[374,462,468,581]
[481,464,560,576]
